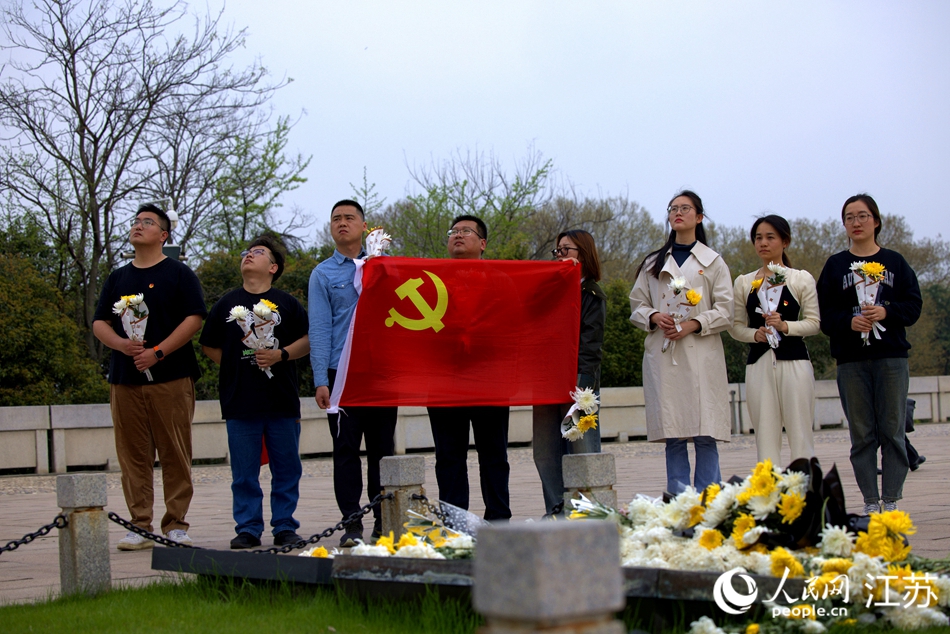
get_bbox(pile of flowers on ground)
[567,459,950,631]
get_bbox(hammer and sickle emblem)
[384,270,448,332]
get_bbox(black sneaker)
[339,521,363,547]
[274,530,303,547]
[230,532,261,549]
[911,455,926,472]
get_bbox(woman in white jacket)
[629,191,734,494]
[730,215,820,466]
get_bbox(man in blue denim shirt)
[308,199,397,546]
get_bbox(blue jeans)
[226,417,302,537]
[532,403,602,515]
[665,437,720,494]
[836,358,909,504]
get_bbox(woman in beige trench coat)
[629,190,734,494]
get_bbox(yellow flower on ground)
[396,532,419,550]
[309,546,329,558]
[687,505,705,528]
[375,531,396,555]
[770,547,805,578]
[699,529,724,550]
[777,491,805,524]
[878,509,916,537]
[703,483,720,506]
[577,414,598,433]
[685,289,702,306]
[745,624,760,634]
[839,619,856,627]
[732,513,756,546]
[821,558,853,575]
[808,572,849,599]
[569,510,588,519]
[749,278,763,293]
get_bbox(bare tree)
[0,0,280,358]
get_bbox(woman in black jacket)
[532,229,607,516]
[816,194,922,515]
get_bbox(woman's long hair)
[750,214,792,267]
[556,229,602,282]
[636,190,708,279]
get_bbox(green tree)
[600,278,646,387]
[379,148,553,259]
[202,117,312,253]
[0,0,279,360]
[0,255,108,405]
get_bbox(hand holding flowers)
[658,277,702,360]
[753,263,789,349]
[227,299,282,378]
[112,293,153,381]
[850,261,888,345]
[561,387,600,441]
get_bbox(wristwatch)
[280,348,289,362]
[153,346,165,361]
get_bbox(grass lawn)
[0,577,482,634]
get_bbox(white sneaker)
[863,501,881,515]
[883,501,899,512]
[117,531,154,551]
[166,529,193,545]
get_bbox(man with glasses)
[93,203,207,550]
[200,235,310,549]
[309,200,398,546]
[427,215,512,522]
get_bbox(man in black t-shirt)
[93,204,207,551]
[200,235,310,549]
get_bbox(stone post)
[563,452,617,511]
[379,455,426,538]
[474,521,625,633]
[57,473,111,596]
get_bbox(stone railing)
[2,376,948,474]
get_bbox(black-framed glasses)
[552,246,579,258]
[447,227,484,239]
[844,212,873,225]
[241,248,274,263]
[668,205,694,215]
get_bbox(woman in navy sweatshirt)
[816,194,922,515]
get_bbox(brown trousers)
[110,377,195,534]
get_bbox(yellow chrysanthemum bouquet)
[850,260,888,346]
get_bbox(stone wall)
[3,376,948,473]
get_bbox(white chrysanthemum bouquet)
[755,262,789,349]
[560,387,600,441]
[226,299,281,378]
[112,293,153,381]
[661,276,702,358]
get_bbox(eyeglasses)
[552,246,579,258]
[130,218,163,229]
[668,205,694,215]
[844,212,873,225]
[241,248,275,263]
[447,227,484,239]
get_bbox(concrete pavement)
[2,424,948,605]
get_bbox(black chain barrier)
[249,492,394,555]
[107,494,394,555]
[0,514,68,556]
[108,512,202,549]
[410,493,448,523]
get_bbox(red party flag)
[329,257,580,408]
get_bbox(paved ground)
[2,424,949,605]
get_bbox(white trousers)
[745,354,816,466]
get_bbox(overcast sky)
[210,1,950,242]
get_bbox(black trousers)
[427,406,511,520]
[327,370,397,529]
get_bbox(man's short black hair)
[451,214,487,241]
[331,199,365,219]
[136,203,170,244]
[248,234,286,282]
